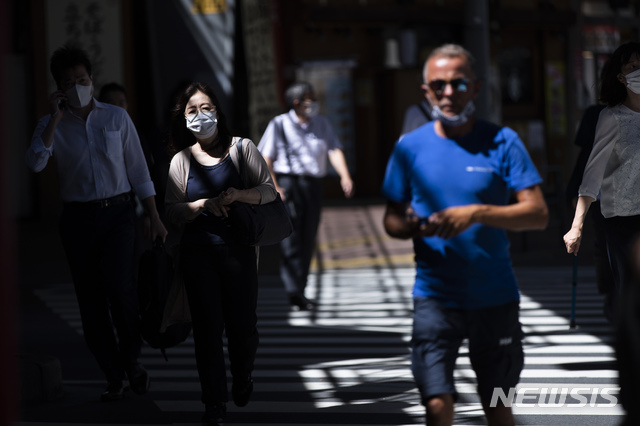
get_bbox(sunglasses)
[427,78,470,95]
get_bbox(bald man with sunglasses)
[382,44,548,426]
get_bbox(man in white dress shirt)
[25,45,167,402]
[258,82,354,310]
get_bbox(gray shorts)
[411,297,524,403]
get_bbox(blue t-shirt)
[381,120,542,309]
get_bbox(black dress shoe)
[232,375,254,407]
[127,363,150,395]
[202,402,226,425]
[289,294,316,311]
[100,380,128,402]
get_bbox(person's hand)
[428,205,480,239]
[204,196,230,217]
[563,227,582,255]
[145,215,168,243]
[341,177,354,198]
[219,187,240,205]
[49,90,67,119]
[406,207,438,238]
[275,184,287,202]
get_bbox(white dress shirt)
[257,109,342,178]
[579,104,640,218]
[26,99,155,203]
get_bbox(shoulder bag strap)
[236,138,247,188]
[277,117,293,171]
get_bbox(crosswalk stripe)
[31,264,625,424]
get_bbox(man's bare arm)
[263,157,287,201]
[428,185,549,239]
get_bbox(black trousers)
[59,201,140,383]
[603,215,640,299]
[180,243,259,405]
[591,201,615,295]
[603,215,640,421]
[276,174,323,296]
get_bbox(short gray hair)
[422,44,476,82]
[285,81,314,109]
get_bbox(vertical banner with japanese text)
[45,0,123,93]
[241,0,281,142]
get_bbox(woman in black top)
[165,82,276,425]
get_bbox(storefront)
[250,0,639,202]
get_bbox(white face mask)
[65,83,93,108]
[303,101,320,117]
[624,68,640,94]
[185,111,218,139]
[430,100,476,127]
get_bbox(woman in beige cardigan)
[165,82,276,426]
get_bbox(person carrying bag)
[222,138,292,246]
[164,82,277,425]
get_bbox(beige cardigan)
[165,137,277,226]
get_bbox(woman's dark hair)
[50,44,93,86]
[600,41,640,106]
[167,81,232,156]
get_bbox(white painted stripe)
[450,403,624,417]
[523,345,615,354]
[32,263,620,425]
[524,335,613,344]
[485,369,618,379]
[61,379,621,396]
[286,318,412,326]
[142,346,410,356]
[155,399,422,413]
[140,356,616,370]
[152,399,624,417]
[512,406,624,415]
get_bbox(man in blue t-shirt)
[382,44,548,426]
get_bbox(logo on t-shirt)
[466,166,494,173]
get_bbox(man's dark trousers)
[59,199,141,383]
[277,174,323,296]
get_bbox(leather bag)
[223,139,293,246]
[137,239,192,361]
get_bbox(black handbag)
[223,139,293,246]
[137,239,192,360]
